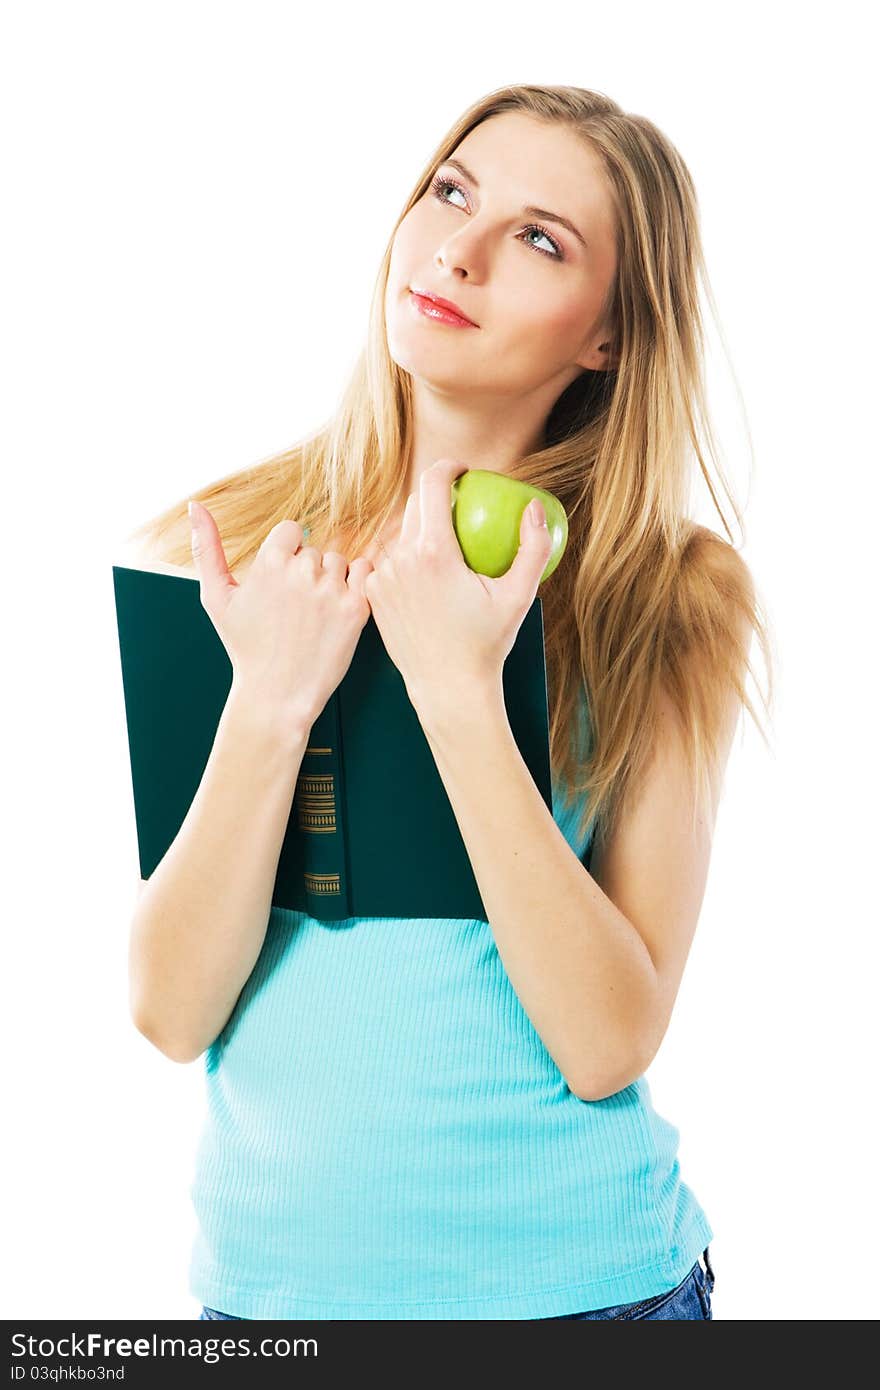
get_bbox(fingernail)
[188,500,198,527]
[529,499,547,527]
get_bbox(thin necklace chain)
[373,510,404,559]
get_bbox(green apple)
[450,469,568,583]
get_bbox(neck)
[402,378,551,495]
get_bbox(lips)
[409,288,478,327]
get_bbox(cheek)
[385,229,416,333]
[386,232,408,297]
[388,205,429,280]
[487,291,590,380]
[520,291,592,355]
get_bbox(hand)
[189,499,374,732]
[362,458,554,718]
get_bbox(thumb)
[512,496,553,583]
[495,498,553,607]
[189,499,236,609]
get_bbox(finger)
[344,554,375,596]
[320,549,348,576]
[418,458,469,554]
[189,499,237,609]
[262,518,308,559]
[495,497,553,606]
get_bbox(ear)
[576,338,619,372]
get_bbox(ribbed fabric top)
[187,748,713,1320]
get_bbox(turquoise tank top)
[187,739,713,1320]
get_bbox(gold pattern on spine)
[304,872,341,896]
[297,746,337,834]
[298,746,340,893]
[296,773,336,832]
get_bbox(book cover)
[112,564,553,921]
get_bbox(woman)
[126,83,772,1320]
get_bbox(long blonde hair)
[126,82,775,855]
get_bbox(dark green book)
[112,564,553,921]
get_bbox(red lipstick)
[409,288,478,328]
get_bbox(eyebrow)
[439,157,590,251]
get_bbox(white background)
[3,0,876,1322]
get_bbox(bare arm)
[129,684,311,1063]
[415,674,743,1103]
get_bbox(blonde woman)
[125,84,772,1321]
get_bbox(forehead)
[451,112,617,254]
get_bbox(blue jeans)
[535,1248,715,1320]
[199,1246,715,1321]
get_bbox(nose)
[434,249,470,280]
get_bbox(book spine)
[292,693,351,919]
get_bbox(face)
[384,111,619,403]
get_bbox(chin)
[386,323,436,374]
[389,344,475,395]
[388,310,475,369]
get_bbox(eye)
[429,173,564,260]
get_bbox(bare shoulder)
[687,525,755,601]
[679,526,756,666]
